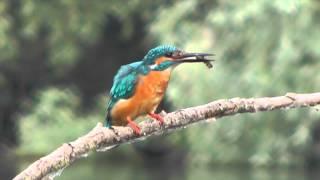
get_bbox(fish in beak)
[172,52,215,69]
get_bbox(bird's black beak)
[179,52,214,58]
[172,52,215,68]
[173,52,214,62]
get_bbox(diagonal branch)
[14,92,320,180]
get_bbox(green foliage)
[1,0,166,69]
[18,88,99,154]
[20,0,111,69]
[0,1,16,60]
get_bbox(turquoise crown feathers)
[143,45,178,64]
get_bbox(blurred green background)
[1,0,320,179]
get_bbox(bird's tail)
[105,100,114,128]
[105,109,112,128]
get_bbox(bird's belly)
[111,69,172,126]
[111,98,139,126]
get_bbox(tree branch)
[14,92,320,180]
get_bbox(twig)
[14,92,320,180]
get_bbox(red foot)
[127,117,141,135]
[148,113,164,125]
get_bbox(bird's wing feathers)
[108,61,143,108]
[105,61,143,127]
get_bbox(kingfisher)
[105,45,214,135]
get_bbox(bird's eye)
[172,51,182,58]
[165,52,173,57]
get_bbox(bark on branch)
[14,92,320,180]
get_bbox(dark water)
[50,161,317,180]
[5,141,320,180]
[58,162,304,180]
[14,154,320,180]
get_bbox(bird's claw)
[128,122,141,135]
[148,113,165,125]
[127,117,141,135]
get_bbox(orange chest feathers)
[137,56,173,99]
[136,68,172,101]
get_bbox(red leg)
[127,116,141,135]
[148,113,164,125]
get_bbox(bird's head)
[143,45,214,71]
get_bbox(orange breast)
[111,68,172,126]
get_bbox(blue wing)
[110,61,143,100]
[105,61,143,127]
